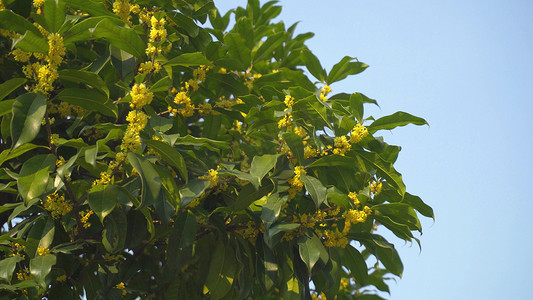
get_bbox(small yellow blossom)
[278,113,293,128]
[11,48,31,63]
[37,246,50,256]
[115,282,127,296]
[47,33,65,66]
[43,192,72,219]
[284,95,295,108]
[320,85,332,101]
[138,61,161,74]
[93,172,112,186]
[350,123,369,143]
[56,275,67,282]
[198,102,213,116]
[149,16,167,42]
[199,169,219,188]
[370,180,382,195]
[130,83,153,109]
[16,268,31,281]
[80,209,94,228]
[50,133,60,145]
[304,145,319,159]
[332,136,351,156]
[348,192,359,206]
[112,0,131,24]
[56,156,66,168]
[323,230,348,248]
[35,64,59,94]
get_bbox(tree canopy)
[0,0,433,299]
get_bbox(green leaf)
[342,245,368,285]
[283,132,305,165]
[10,93,47,150]
[102,209,127,253]
[205,243,237,300]
[58,88,117,118]
[43,0,66,33]
[224,33,251,69]
[261,193,288,227]
[219,169,258,189]
[167,12,200,37]
[26,217,55,258]
[110,44,136,79]
[63,0,115,17]
[0,256,22,283]
[12,30,49,53]
[367,234,403,277]
[0,10,42,36]
[233,180,273,211]
[301,49,326,82]
[172,135,230,151]
[402,192,434,220]
[17,154,55,203]
[0,100,15,117]
[369,111,428,133]
[88,184,118,223]
[149,76,171,93]
[148,114,173,133]
[167,210,197,270]
[356,151,406,196]
[127,152,162,208]
[165,52,212,67]
[254,31,286,63]
[58,69,109,97]
[0,78,27,101]
[30,254,56,288]
[326,56,368,84]
[178,179,210,208]
[300,175,327,208]
[373,203,421,232]
[0,143,45,167]
[250,154,280,187]
[298,233,328,273]
[144,140,188,182]
[306,99,332,130]
[307,154,356,169]
[93,18,145,58]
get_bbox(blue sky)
[216,1,533,299]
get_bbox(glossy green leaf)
[63,0,116,17]
[205,243,237,300]
[356,151,406,196]
[326,56,368,84]
[250,154,280,186]
[0,143,44,167]
[402,192,434,220]
[93,18,145,58]
[233,180,273,211]
[26,217,55,258]
[102,209,127,253]
[167,210,197,270]
[0,10,42,36]
[298,233,328,273]
[0,100,15,117]
[148,114,173,133]
[301,49,326,82]
[43,0,66,33]
[165,52,212,67]
[144,140,188,182]
[172,135,230,151]
[127,152,163,208]
[0,78,26,101]
[178,179,210,208]
[58,88,117,118]
[254,31,286,63]
[30,254,56,287]
[300,175,327,208]
[224,33,251,69]
[369,111,428,133]
[342,245,368,284]
[12,30,48,53]
[88,184,118,223]
[373,203,421,232]
[0,256,22,283]
[307,154,356,169]
[58,69,109,97]
[283,132,305,165]
[148,76,171,93]
[10,93,47,150]
[17,154,55,203]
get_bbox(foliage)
[0,0,433,299]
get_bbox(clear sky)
[216,1,533,299]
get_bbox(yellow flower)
[304,145,318,159]
[138,61,161,74]
[43,192,72,219]
[115,282,127,296]
[130,83,153,109]
[198,102,213,116]
[348,192,359,206]
[278,113,293,128]
[370,180,382,195]
[350,123,369,143]
[11,48,31,62]
[35,64,58,94]
[47,33,65,66]
[93,172,112,186]
[56,156,66,168]
[112,0,131,24]
[80,209,94,228]
[323,230,348,248]
[126,110,149,131]
[199,169,219,188]
[284,95,295,108]
[332,136,351,156]
[149,16,167,42]
[173,91,195,117]
[16,268,31,281]
[320,85,332,101]
[50,133,60,145]
[56,275,67,282]
[33,0,44,8]
[37,246,50,256]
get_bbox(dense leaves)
[0,0,432,299]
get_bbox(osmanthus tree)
[0,0,433,299]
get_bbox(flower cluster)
[138,61,161,75]
[80,209,94,229]
[320,85,332,101]
[170,91,194,117]
[215,96,244,109]
[236,220,265,244]
[37,246,51,256]
[115,282,127,296]
[112,0,132,24]
[342,206,372,234]
[42,192,72,219]
[121,110,149,152]
[277,113,293,128]
[288,166,306,199]
[370,180,382,195]
[332,136,352,156]
[47,33,66,66]
[130,83,153,109]
[323,229,348,248]
[199,169,219,188]
[348,191,359,206]
[149,16,167,42]
[16,268,31,281]
[11,243,25,259]
[350,123,369,143]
